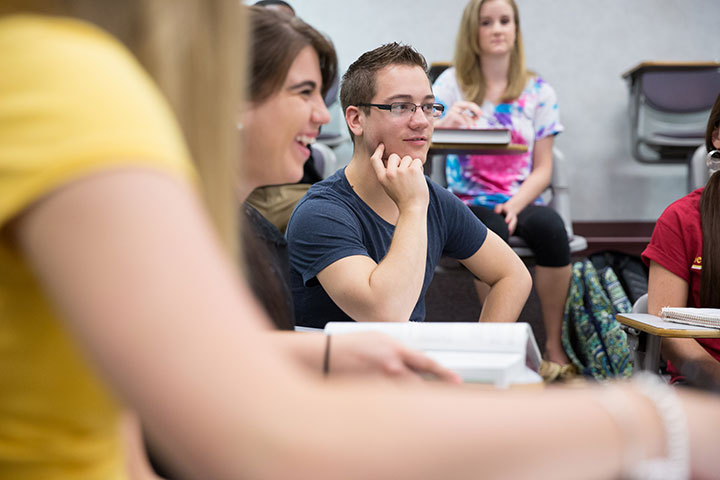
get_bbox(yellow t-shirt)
[0,14,194,479]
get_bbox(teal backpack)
[561,259,633,379]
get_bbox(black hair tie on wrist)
[323,335,331,376]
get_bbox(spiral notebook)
[660,307,720,329]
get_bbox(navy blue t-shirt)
[286,168,487,328]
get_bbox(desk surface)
[617,313,720,338]
[621,61,720,80]
[428,143,528,156]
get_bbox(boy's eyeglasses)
[358,102,444,118]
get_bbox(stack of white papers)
[323,322,542,387]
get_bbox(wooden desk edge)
[462,380,544,390]
[621,61,720,79]
[617,314,720,338]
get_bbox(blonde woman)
[434,0,573,375]
[2,2,720,479]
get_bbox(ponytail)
[700,170,720,307]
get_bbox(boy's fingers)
[370,143,386,178]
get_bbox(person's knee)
[521,208,567,243]
[517,207,570,266]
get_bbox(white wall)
[284,0,720,221]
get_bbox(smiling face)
[356,65,434,163]
[243,46,330,189]
[477,0,516,57]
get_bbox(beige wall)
[284,0,720,221]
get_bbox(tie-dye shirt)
[432,67,563,207]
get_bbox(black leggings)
[469,204,571,267]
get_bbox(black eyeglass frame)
[357,102,445,118]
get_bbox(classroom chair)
[623,62,720,164]
[624,293,650,374]
[430,148,587,260]
[509,148,587,259]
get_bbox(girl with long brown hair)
[643,93,720,387]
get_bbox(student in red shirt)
[643,92,720,387]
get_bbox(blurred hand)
[370,143,429,213]
[434,100,483,129]
[494,201,521,235]
[328,331,462,384]
[681,388,720,478]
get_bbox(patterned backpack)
[561,259,633,379]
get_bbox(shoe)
[540,360,581,383]
[557,363,580,382]
[539,360,562,383]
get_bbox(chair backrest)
[310,142,337,179]
[688,144,711,192]
[510,147,587,256]
[631,292,649,314]
[642,70,720,113]
[626,64,720,163]
[547,147,575,240]
[429,61,451,85]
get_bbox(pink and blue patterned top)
[432,67,563,207]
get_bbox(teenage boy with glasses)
[287,43,531,328]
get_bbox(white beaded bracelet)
[598,372,690,480]
[625,373,690,480]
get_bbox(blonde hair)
[1,0,244,259]
[453,0,532,104]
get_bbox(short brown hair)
[340,42,428,114]
[340,43,428,141]
[248,6,337,104]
